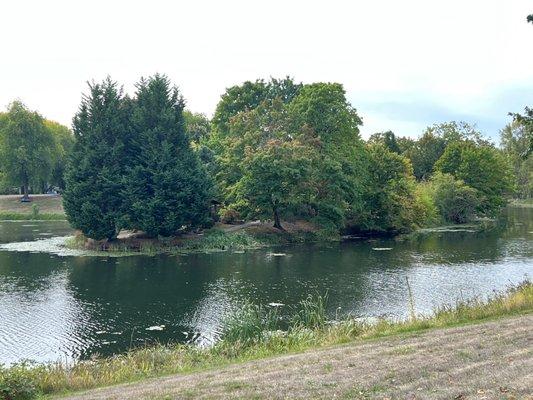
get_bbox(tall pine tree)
[63,78,131,240]
[124,74,212,236]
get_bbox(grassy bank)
[64,223,331,255]
[0,195,66,221]
[64,230,266,255]
[1,281,531,400]
[0,211,66,221]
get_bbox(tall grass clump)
[179,231,261,252]
[221,302,279,345]
[291,293,328,329]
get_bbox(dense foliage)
[124,75,212,237]
[500,120,533,198]
[209,79,367,231]
[63,75,211,240]
[3,75,527,239]
[509,107,533,157]
[435,141,513,215]
[63,79,131,240]
[359,144,421,232]
[429,172,479,223]
[0,102,72,197]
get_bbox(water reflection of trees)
[1,207,530,362]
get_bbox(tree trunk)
[273,206,284,230]
[21,184,30,202]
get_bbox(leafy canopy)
[435,141,513,215]
[0,101,56,196]
[209,79,366,230]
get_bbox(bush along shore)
[0,281,531,400]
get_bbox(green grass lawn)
[0,195,65,220]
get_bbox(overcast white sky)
[1,0,532,140]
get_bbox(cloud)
[354,84,533,140]
[0,0,531,142]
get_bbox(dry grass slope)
[59,315,533,400]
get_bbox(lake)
[0,207,531,365]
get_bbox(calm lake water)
[0,207,531,365]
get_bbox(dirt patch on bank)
[59,315,533,400]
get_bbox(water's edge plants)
[1,281,531,400]
[62,215,497,256]
[62,225,341,256]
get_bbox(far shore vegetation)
[0,281,531,400]
[1,75,531,250]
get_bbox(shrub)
[414,183,440,226]
[0,364,39,400]
[430,172,479,223]
[219,208,241,224]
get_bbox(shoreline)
[1,281,531,400]
[61,218,496,256]
[0,212,66,221]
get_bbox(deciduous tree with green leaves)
[401,121,489,181]
[403,130,446,181]
[509,107,533,157]
[360,144,421,232]
[45,120,75,191]
[430,172,479,224]
[500,120,533,199]
[0,101,55,200]
[210,80,368,231]
[237,140,314,230]
[435,141,513,215]
[212,77,302,138]
[288,82,367,227]
[368,131,401,154]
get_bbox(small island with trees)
[0,74,531,254]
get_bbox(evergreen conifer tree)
[124,74,212,236]
[63,78,131,240]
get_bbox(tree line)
[0,75,531,240]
